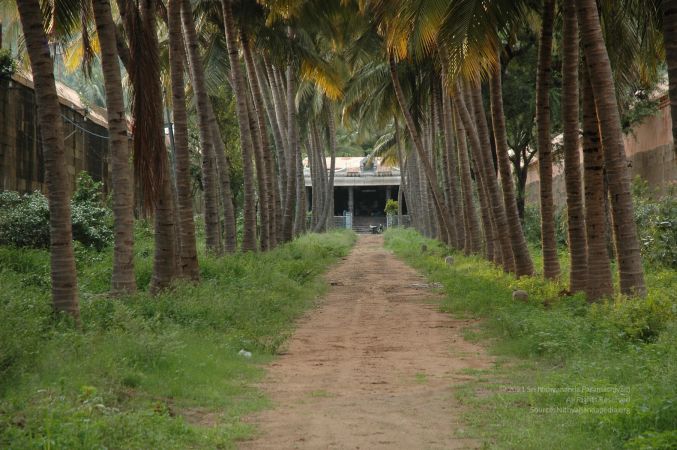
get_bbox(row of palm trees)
[14,0,669,322]
[341,0,655,301]
[15,0,345,321]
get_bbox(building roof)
[11,71,109,129]
[304,156,401,187]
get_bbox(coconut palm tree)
[121,0,177,292]
[242,35,279,248]
[16,0,80,320]
[167,0,199,280]
[561,0,586,293]
[581,68,614,301]
[91,0,137,294]
[488,47,534,277]
[576,0,647,297]
[221,0,258,251]
[536,0,560,280]
[452,105,482,254]
[180,0,231,253]
[465,80,515,272]
[389,55,455,244]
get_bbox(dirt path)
[240,235,492,449]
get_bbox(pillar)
[348,186,354,215]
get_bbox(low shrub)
[0,172,113,251]
[632,177,677,268]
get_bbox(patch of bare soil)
[239,235,492,449]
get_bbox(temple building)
[304,157,406,229]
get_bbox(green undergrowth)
[0,228,355,449]
[385,227,677,449]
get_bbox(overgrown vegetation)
[0,173,113,251]
[0,49,16,79]
[521,177,676,269]
[385,227,677,449]
[632,178,677,268]
[0,228,355,448]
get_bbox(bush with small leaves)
[0,173,113,251]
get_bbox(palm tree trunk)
[433,81,455,245]
[92,0,137,293]
[133,0,177,293]
[562,0,587,293]
[17,0,80,319]
[461,84,494,260]
[581,67,614,300]
[243,39,277,249]
[389,55,454,242]
[221,0,257,251]
[294,136,307,235]
[441,90,465,249]
[166,0,199,280]
[180,0,222,253]
[576,0,646,296]
[662,0,677,155]
[245,87,270,250]
[321,110,338,230]
[253,56,283,243]
[209,118,238,252]
[263,59,289,217]
[489,52,535,277]
[536,0,561,279]
[464,82,515,272]
[453,107,482,255]
[282,62,298,241]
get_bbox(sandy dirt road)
[240,235,491,449]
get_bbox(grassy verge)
[0,228,355,449]
[385,227,677,449]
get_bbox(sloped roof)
[11,71,109,128]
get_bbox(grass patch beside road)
[385,227,677,449]
[0,229,355,449]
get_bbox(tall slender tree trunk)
[243,38,277,249]
[536,0,561,279]
[282,63,298,241]
[321,110,337,230]
[453,107,482,255]
[221,0,257,251]
[18,0,80,319]
[389,55,454,242]
[180,0,222,253]
[489,52,535,277]
[562,0,587,293]
[294,136,307,235]
[92,0,137,294]
[433,81,455,245]
[441,90,465,249]
[166,0,199,280]
[662,0,677,154]
[581,68,614,300]
[464,82,515,272]
[128,0,177,292]
[245,88,271,250]
[263,59,289,218]
[252,56,283,244]
[208,116,238,252]
[576,0,646,296]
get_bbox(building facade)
[304,157,405,228]
[0,72,111,194]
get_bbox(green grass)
[384,227,677,449]
[0,228,355,449]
